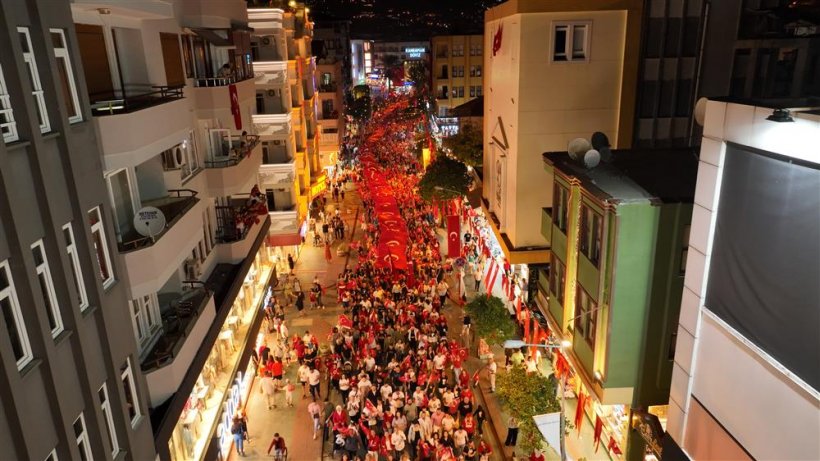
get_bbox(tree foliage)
[497,365,562,455]
[464,294,516,346]
[346,85,372,122]
[443,122,483,167]
[418,156,472,202]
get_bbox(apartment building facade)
[665,100,820,461]
[539,149,697,460]
[0,0,156,459]
[249,3,321,250]
[432,34,484,121]
[314,21,349,174]
[68,0,280,459]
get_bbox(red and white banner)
[486,262,500,296]
[229,83,242,130]
[446,215,461,258]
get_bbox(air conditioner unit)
[273,140,282,145]
[262,37,272,46]
[185,258,201,280]
[267,89,277,97]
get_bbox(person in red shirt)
[462,413,476,437]
[529,450,546,461]
[270,358,284,380]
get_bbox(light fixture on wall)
[766,108,794,123]
[594,370,603,383]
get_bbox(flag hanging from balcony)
[492,23,503,56]
[447,215,461,258]
[229,83,242,130]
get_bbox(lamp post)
[502,339,570,461]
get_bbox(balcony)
[247,7,284,30]
[90,85,184,116]
[191,76,255,114]
[320,110,340,120]
[436,92,449,100]
[320,131,339,146]
[204,135,262,196]
[119,190,200,252]
[269,207,300,235]
[252,113,292,138]
[254,61,288,87]
[259,160,297,187]
[214,196,268,244]
[319,83,338,93]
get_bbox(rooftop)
[543,148,699,205]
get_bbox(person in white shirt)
[338,375,351,403]
[390,428,407,457]
[308,368,321,400]
[298,364,311,398]
[488,358,498,392]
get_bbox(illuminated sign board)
[405,47,426,58]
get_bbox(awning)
[267,233,302,246]
[192,28,235,49]
[533,412,562,455]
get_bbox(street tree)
[465,294,516,346]
[443,122,483,167]
[497,365,562,455]
[418,156,471,202]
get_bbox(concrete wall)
[667,101,820,460]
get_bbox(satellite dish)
[591,132,610,150]
[599,146,614,163]
[583,149,601,169]
[694,97,708,126]
[568,138,591,160]
[134,207,166,239]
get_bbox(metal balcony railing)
[204,134,260,168]
[118,190,199,252]
[319,83,338,93]
[90,84,184,116]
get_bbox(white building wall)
[668,100,820,460]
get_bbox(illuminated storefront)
[167,240,275,461]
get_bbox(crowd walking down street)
[226,95,515,461]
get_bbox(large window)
[0,260,33,369]
[552,183,569,233]
[63,223,89,311]
[130,294,160,352]
[50,29,82,123]
[549,254,566,304]
[552,22,590,62]
[0,64,18,143]
[88,206,115,288]
[469,65,482,77]
[18,28,50,132]
[99,382,120,456]
[31,240,63,337]
[73,413,92,461]
[121,358,141,425]
[470,42,482,56]
[453,44,464,57]
[575,285,597,346]
[579,204,602,266]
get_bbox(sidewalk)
[228,186,362,461]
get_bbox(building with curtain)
[539,148,697,460]
[664,99,820,461]
[66,0,279,459]
[249,2,321,251]
[0,0,157,458]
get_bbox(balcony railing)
[436,93,449,100]
[141,283,212,372]
[205,134,260,168]
[319,83,338,93]
[193,74,253,88]
[90,84,184,116]
[118,190,199,252]
[321,110,339,120]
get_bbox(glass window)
[88,206,115,287]
[121,358,141,425]
[130,294,160,353]
[0,260,33,369]
[553,22,590,62]
[50,29,82,123]
[575,286,597,346]
[99,382,120,455]
[74,413,92,461]
[0,63,18,143]
[31,240,63,337]
[63,223,89,310]
[17,28,50,133]
[552,183,569,233]
[579,204,603,266]
[549,254,566,304]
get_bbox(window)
[453,66,464,77]
[50,29,82,123]
[680,224,690,274]
[476,85,482,96]
[18,28,50,132]
[203,210,214,254]
[73,413,92,461]
[552,183,569,232]
[549,254,566,304]
[552,22,590,62]
[470,65,482,77]
[470,43,482,56]
[0,64,18,143]
[0,260,33,369]
[62,223,89,310]
[31,241,63,337]
[88,207,115,288]
[121,358,141,425]
[579,204,603,266]
[437,45,448,58]
[453,44,464,57]
[99,382,120,455]
[130,294,160,352]
[575,286,597,345]
[469,86,476,97]
[161,134,200,182]
[44,449,58,461]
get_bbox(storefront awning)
[267,233,302,246]
[533,412,562,454]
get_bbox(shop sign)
[405,47,425,58]
[631,410,664,458]
[217,370,254,458]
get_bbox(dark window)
[645,19,664,59]
[640,80,658,118]
[658,80,675,117]
[575,285,597,346]
[549,254,566,304]
[730,49,751,97]
[665,18,682,56]
[553,26,567,61]
[675,79,693,117]
[552,183,569,233]
[682,17,700,57]
[265,189,275,211]
[256,92,264,114]
[579,204,602,266]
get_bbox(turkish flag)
[575,393,586,435]
[339,315,353,329]
[446,215,460,258]
[229,83,242,130]
[594,415,604,452]
[493,24,503,56]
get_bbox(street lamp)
[502,339,569,461]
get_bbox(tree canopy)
[418,155,471,202]
[497,365,562,455]
[443,122,483,167]
[346,86,372,122]
[464,294,516,346]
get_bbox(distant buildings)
[350,39,374,84]
[432,35,484,118]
